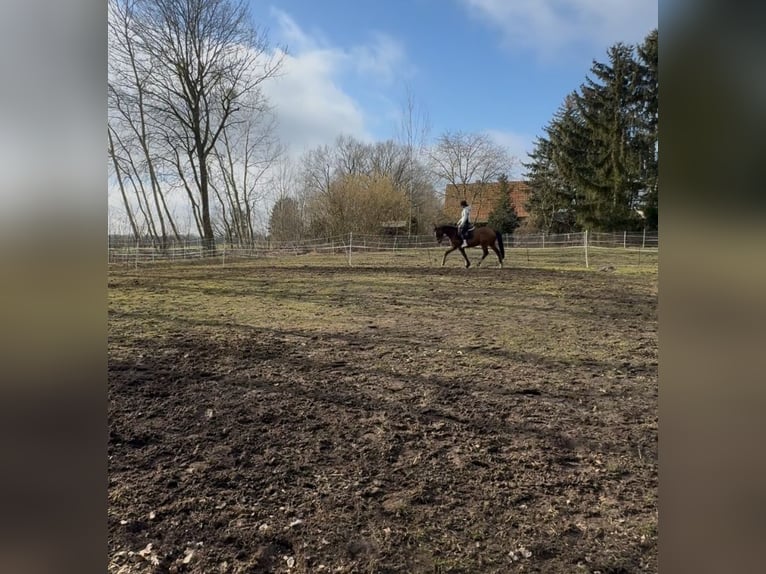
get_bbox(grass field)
[109,249,658,573]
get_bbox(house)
[444,180,531,224]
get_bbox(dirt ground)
[108,259,658,573]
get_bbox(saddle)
[461,225,475,241]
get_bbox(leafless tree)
[267,156,306,242]
[210,102,284,246]
[108,127,141,240]
[428,131,514,220]
[268,196,304,242]
[334,135,369,177]
[304,173,408,237]
[367,140,438,234]
[108,0,182,246]
[298,132,439,236]
[368,140,406,185]
[300,143,336,205]
[109,0,285,252]
[108,122,174,244]
[397,87,434,234]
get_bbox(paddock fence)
[108,230,658,270]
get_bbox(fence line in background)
[108,230,658,267]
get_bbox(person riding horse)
[457,199,471,248]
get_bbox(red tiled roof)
[444,181,530,222]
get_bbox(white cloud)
[485,129,535,178]
[262,47,371,158]
[461,0,658,60]
[269,8,408,84]
[263,10,410,159]
[349,32,409,85]
[270,7,318,52]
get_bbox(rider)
[457,199,471,248]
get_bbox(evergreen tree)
[516,31,658,233]
[566,42,646,230]
[487,174,520,234]
[636,29,658,230]
[524,138,576,233]
[539,38,657,232]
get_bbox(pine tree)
[636,29,658,230]
[524,133,579,233]
[487,174,520,234]
[524,97,583,233]
[522,31,659,232]
[569,43,646,230]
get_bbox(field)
[108,248,658,573]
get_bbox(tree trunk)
[108,128,141,240]
[198,156,216,253]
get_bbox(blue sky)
[249,0,658,177]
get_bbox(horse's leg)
[442,245,457,266]
[476,245,489,267]
[490,244,503,268]
[460,247,471,268]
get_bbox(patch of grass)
[109,257,656,381]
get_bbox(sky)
[249,0,658,178]
[107,0,658,233]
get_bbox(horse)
[433,224,505,268]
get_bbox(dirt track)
[108,262,658,573]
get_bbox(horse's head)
[433,225,445,244]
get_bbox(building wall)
[444,181,531,223]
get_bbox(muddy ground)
[108,259,658,573]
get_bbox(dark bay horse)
[434,224,505,268]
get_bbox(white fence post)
[623,230,627,249]
[584,230,589,268]
[348,232,352,266]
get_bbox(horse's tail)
[496,231,505,261]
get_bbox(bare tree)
[267,156,306,241]
[306,173,408,237]
[109,0,181,246]
[334,135,369,177]
[107,127,140,239]
[269,196,304,242]
[397,86,432,234]
[107,123,166,243]
[368,140,407,185]
[113,0,285,252]
[210,102,283,246]
[299,143,336,205]
[367,140,438,234]
[428,131,514,220]
[297,133,441,237]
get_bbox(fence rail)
[108,230,658,268]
